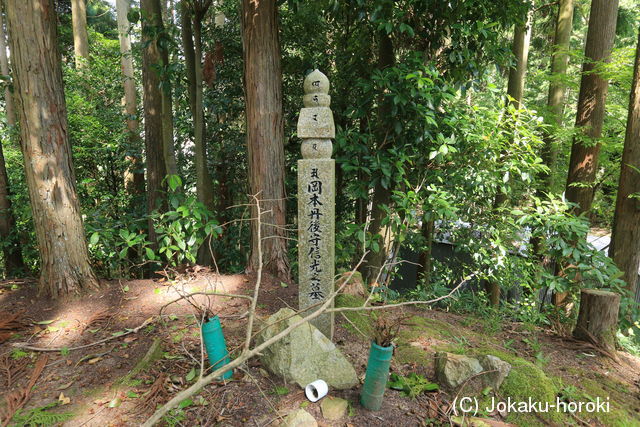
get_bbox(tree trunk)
[6,0,98,297]
[241,0,289,278]
[565,0,619,217]
[193,9,215,211]
[193,5,215,265]
[71,0,89,67]
[156,3,178,178]
[181,2,197,128]
[141,0,169,246]
[487,10,533,305]
[573,289,620,352]
[540,0,574,192]
[418,219,434,284]
[363,28,395,285]
[116,0,145,196]
[0,5,25,276]
[505,11,533,111]
[609,30,640,298]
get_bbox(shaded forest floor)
[0,272,639,426]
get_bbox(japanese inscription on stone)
[297,69,335,339]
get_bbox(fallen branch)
[142,268,466,426]
[158,291,252,318]
[12,317,155,353]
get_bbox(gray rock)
[479,355,512,390]
[258,308,358,389]
[320,397,349,420]
[280,409,317,427]
[434,352,483,389]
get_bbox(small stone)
[479,355,512,391]
[336,271,366,298]
[320,397,348,421]
[280,409,317,427]
[434,352,483,389]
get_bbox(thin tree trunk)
[565,0,619,217]
[241,0,289,278]
[6,0,98,297]
[157,6,178,178]
[141,0,168,247]
[71,0,89,67]
[609,30,640,298]
[181,2,197,127]
[540,0,574,191]
[193,8,215,210]
[486,10,532,306]
[363,28,395,285]
[116,0,145,195]
[504,11,533,111]
[0,5,25,275]
[188,1,215,265]
[418,219,434,284]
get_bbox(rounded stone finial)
[304,69,330,95]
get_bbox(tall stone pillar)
[297,70,335,339]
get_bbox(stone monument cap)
[304,69,330,95]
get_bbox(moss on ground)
[473,348,563,426]
[390,316,640,427]
[577,378,640,427]
[335,294,374,337]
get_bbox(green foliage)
[151,176,221,266]
[388,372,439,398]
[10,402,74,427]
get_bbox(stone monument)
[297,69,335,339]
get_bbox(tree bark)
[182,1,215,211]
[363,28,395,285]
[486,10,533,305]
[6,0,98,297]
[241,0,289,278]
[565,0,619,217]
[141,0,169,246]
[156,3,178,178]
[116,0,145,196]
[182,0,215,265]
[0,5,25,275]
[540,0,574,191]
[609,30,640,298]
[505,11,533,111]
[71,0,89,67]
[573,289,620,352]
[418,219,434,284]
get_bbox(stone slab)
[298,158,335,339]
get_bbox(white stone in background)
[297,70,336,339]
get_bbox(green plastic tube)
[360,341,393,411]
[201,316,233,380]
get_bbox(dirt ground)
[0,272,639,426]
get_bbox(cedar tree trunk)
[540,0,574,191]
[71,0,89,67]
[241,0,289,278]
[0,5,25,275]
[609,30,640,298]
[6,0,98,296]
[141,0,169,245]
[565,0,619,216]
[116,0,145,195]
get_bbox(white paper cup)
[305,379,328,402]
